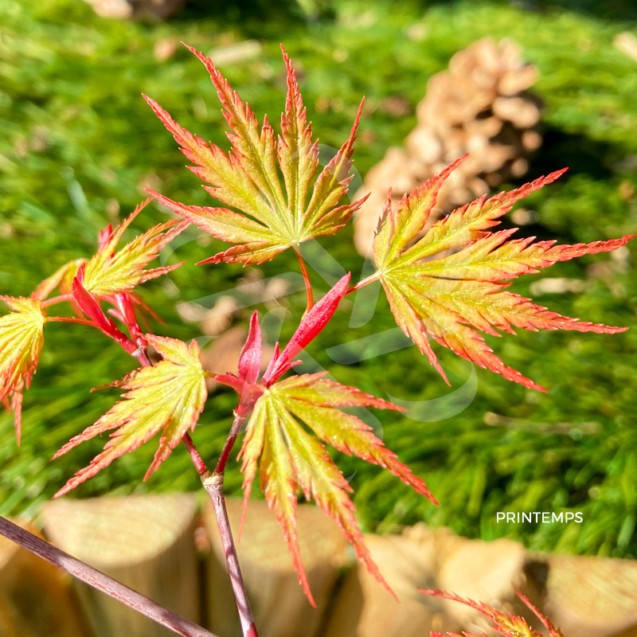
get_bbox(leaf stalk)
[41,294,75,308]
[347,271,381,295]
[294,246,314,315]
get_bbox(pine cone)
[82,0,185,19]
[354,38,543,257]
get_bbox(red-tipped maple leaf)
[421,589,564,637]
[215,275,437,606]
[0,297,46,443]
[32,258,86,302]
[71,268,140,354]
[373,157,634,391]
[57,199,189,351]
[80,198,188,298]
[53,335,207,497]
[144,44,367,266]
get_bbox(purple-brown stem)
[205,475,258,637]
[0,516,218,637]
[183,415,259,637]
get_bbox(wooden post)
[434,531,528,627]
[0,518,91,637]
[323,528,459,637]
[203,497,348,637]
[525,553,637,637]
[42,494,199,637]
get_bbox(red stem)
[182,432,209,476]
[347,271,381,295]
[41,294,74,308]
[45,316,97,327]
[294,246,314,314]
[0,516,218,637]
[214,413,246,476]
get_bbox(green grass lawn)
[1,0,637,558]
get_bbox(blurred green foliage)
[1,0,637,558]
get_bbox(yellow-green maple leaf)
[53,335,207,496]
[144,45,366,265]
[373,157,634,391]
[0,296,45,443]
[81,198,188,298]
[216,289,436,606]
[240,372,436,606]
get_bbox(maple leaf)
[71,270,140,354]
[373,157,635,391]
[53,335,207,497]
[32,258,87,303]
[80,198,188,298]
[144,44,367,266]
[0,297,46,443]
[215,275,437,605]
[421,589,564,637]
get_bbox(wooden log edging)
[0,513,216,637]
[2,495,637,637]
[41,494,202,637]
[0,518,90,637]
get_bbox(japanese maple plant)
[0,44,632,637]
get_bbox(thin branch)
[214,413,246,476]
[184,416,258,637]
[182,432,210,477]
[0,516,218,637]
[203,472,259,637]
[294,246,314,314]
